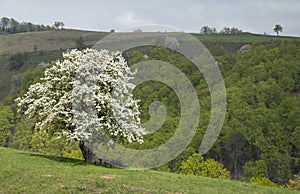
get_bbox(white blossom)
[16,49,145,144]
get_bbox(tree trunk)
[79,141,101,163]
[231,152,238,180]
[234,156,237,180]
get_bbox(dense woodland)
[0,29,299,189]
[124,40,300,186]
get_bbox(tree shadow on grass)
[20,152,87,166]
[21,152,114,168]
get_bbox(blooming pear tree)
[16,49,145,162]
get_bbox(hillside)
[0,29,108,56]
[1,29,300,187]
[0,29,299,100]
[0,147,297,194]
[0,29,108,99]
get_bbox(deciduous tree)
[16,49,145,162]
[273,24,283,36]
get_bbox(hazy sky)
[0,0,299,36]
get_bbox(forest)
[0,30,299,189]
[124,40,300,186]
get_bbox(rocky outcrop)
[237,44,251,53]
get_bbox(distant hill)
[0,29,107,56]
[0,29,299,100]
[0,29,107,99]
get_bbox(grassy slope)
[0,29,107,100]
[0,147,298,194]
[0,30,296,59]
[0,29,108,56]
[192,32,297,43]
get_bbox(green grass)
[0,147,298,193]
[0,29,108,56]
[191,33,298,43]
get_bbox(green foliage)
[208,40,300,184]
[200,26,217,34]
[9,52,28,70]
[12,118,83,160]
[243,160,268,179]
[273,24,283,36]
[180,153,204,175]
[62,149,83,160]
[200,159,230,179]
[209,45,228,57]
[155,164,171,172]
[200,26,243,35]
[287,174,300,190]
[250,177,280,188]
[19,65,46,94]
[10,117,34,150]
[30,132,82,159]
[0,103,13,146]
[0,17,54,34]
[53,21,64,30]
[75,36,85,50]
[220,26,243,34]
[180,153,230,179]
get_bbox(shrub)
[287,174,300,190]
[180,153,230,179]
[249,177,280,188]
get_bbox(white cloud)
[115,11,141,26]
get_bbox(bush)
[75,36,85,50]
[250,177,280,188]
[180,153,204,175]
[287,174,300,190]
[180,153,230,179]
[200,159,230,179]
[9,52,28,70]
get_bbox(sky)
[0,0,299,36]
